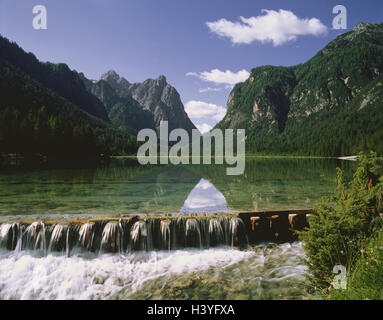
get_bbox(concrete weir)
[238,209,313,244]
[0,210,313,254]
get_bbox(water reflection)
[0,158,356,216]
[180,179,230,213]
[188,158,355,211]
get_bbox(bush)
[327,228,383,300]
[299,151,383,290]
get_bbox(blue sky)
[0,0,382,132]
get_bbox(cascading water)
[0,215,249,256]
[48,221,71,256]
[0,214,310,300]
[185,219,202,248]
[101,221,123,253]
[230,217,248,247]
[0,222,22,251]
[160,220,171,250]
[78,222,95,251]
[209,218,226,246]
[130,220,148,251]
[17,221,47,252]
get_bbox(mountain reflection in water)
[0,158,355,216]
[0,158,356,300]
[180,179,230,213]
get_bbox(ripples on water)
[0,158,334,300]
[0,158,355,215]
[0,242,310,300]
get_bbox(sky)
[0,0,382,133]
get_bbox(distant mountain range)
[1,22,383,158]
[81,70,196,136]
[0,34,196,157]
[216,22,383,156]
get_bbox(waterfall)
[185,219,202,248]
[230,217,248,247]
[78,222,95,251]
[0,215,250,255]
[48,221,71,256]
[100,221,123,253]
[0,223,22,251]
[19,221,47,252]
[130,221,147,251]
[160,220,171,250]
[209,218,226,247]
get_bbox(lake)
[0,157,354,217]
[0,157,354,300]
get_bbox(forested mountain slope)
[0,38,139,156]
[216,22,383,156]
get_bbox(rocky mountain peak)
[127,75,196,134]
[100,70,131,93]
[101,70,120,81]
[141,75,168,89]
[84,70,196,137]
[156,75,167,84]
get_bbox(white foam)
[0,248,254,300]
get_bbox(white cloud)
[199,87,222,93]
[187,69,249,86]
[196,123,213,134]
[185,100,226,121]
[206,9,328,46]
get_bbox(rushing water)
[0,243,309,300]
[0,217,249,253]
[0,158,354,300]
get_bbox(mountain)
[216,22,383,156]
[0,35,139,157]
[0,32,197,158]
[81,73,155,135]
[0,35,109,121]
[98,71,197,135]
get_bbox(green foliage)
[327,228,383,300]
[299,152,383,289]
[0,35,109,121]
[217,23,383,156]
[0,59,139,157]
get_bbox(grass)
[327,228,383,300]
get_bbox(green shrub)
[299,151,383,290]
[327,228,383,300]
